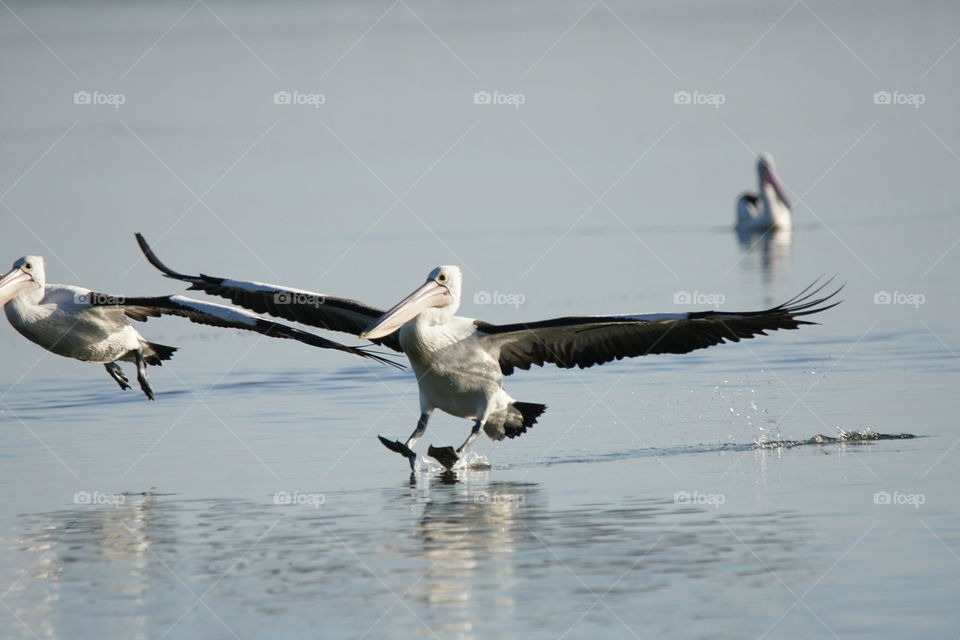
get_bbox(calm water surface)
[2,1,959,638]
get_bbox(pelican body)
[357,269,546,467]
[1,256,173,398]
[736,152,792,232]
[404,326,544,442]
[0,255,397,400]
[136,233,841,470]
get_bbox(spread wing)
[87,293,402,368]
[475,279,842,375]
[134,233,401,352]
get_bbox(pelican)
[136,233,841,470]
[0,255,398,400]
[736,152,792,231]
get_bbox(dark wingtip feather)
[359,348,406,370]
[777,276,844,318]
[135,232,194,282]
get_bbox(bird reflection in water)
[402,476,540,637]
[735,227,792,283]
[11,493,165,640]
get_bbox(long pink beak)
[0,268,36,305]
[762,166,791,209]
[360,280,449,340]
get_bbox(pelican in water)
[136,233,841,470]
[0,255,398,400]
[736,152,792,231]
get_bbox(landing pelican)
[736,152,792,231]
[0,255,398,400]
[136,234,841,469]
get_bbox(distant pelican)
[0,255,398,400]
[736,152,792,231]
[136,234,841,469]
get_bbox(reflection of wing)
[477,279,841,375]
[88,293,402,368]
[135,233,401,352]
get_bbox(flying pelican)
[736,152,792,232]
[0,255,398,400]
[135,233,841,470]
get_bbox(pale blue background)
[1,1,958,638]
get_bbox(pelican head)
[757,152,776,172]
[360,265,462,340]
[0,255,44,306]
[757,152,790,210]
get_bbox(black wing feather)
[88,293,403,369]
[477,279,842,375]
[134,233,402,352]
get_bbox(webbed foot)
[427,445,460,471]
[379,436,417,470]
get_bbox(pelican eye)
[436,273,448,284]
[23,262,32,271]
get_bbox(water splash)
[754,428,916,449]
[417,450,491,473]
[452,451,491,471]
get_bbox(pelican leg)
[428,418,483,471]
[104,362,132,391]
[133,348,156,401]
[379,412,430,471]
